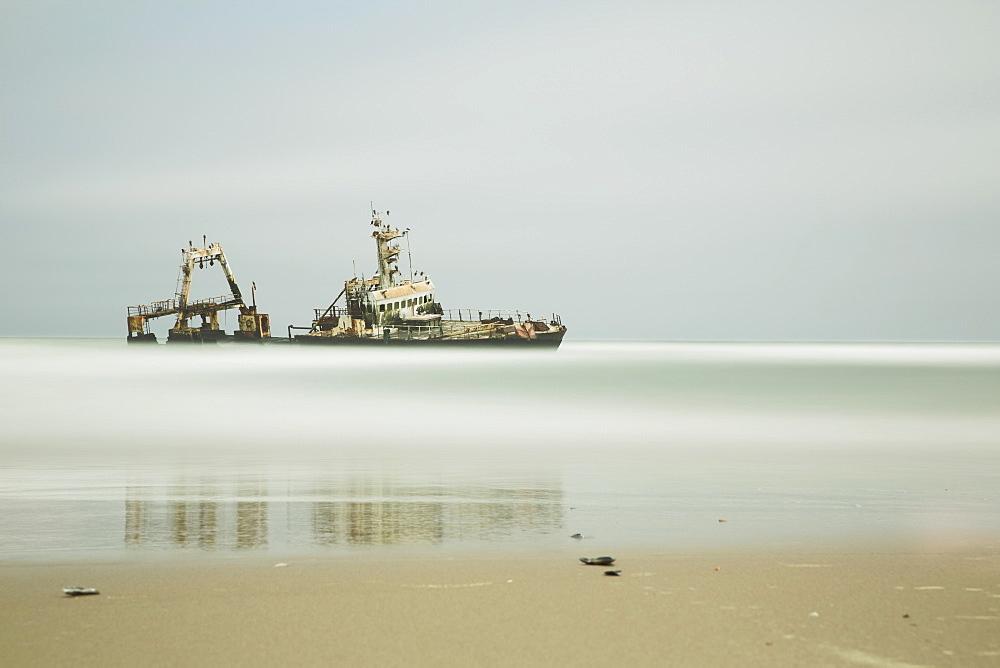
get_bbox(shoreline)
[4,547,999,666]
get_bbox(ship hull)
[295,329,565,348]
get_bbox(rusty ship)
[126,237,271,344]
[125,211,566,347]
[292,210,566,347]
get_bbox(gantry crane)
[126,238,270,344]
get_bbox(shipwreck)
[126,237,270,344]
[125,211,566,348]
[290,210,566,347]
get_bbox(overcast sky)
[1,0,997,340]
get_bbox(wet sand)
[4,341,999,664]
[4,549,999,666]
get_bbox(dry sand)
[3,549,999,667]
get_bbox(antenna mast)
[405,230,413,283]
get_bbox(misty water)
[2,339,999,562]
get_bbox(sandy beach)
[4,340,999,665]
[4,548,999,667]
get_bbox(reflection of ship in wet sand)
[124,472,562,550]
[309,480,562,546]
[126,479,269,551]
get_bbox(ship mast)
[370,209,403,290]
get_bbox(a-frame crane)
[126,239,270,344]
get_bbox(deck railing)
[313,307,351,321]
[127,293,241,318]
[441,309,562,325]
[128,299,180,317]
[187,293,241,310]
[441,309,528,322]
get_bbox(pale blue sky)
[2,0,997,339]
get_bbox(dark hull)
[127,332,278,345]
[126,333,159,344]
[295,330,565,348]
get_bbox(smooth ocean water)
[1,339,999,562]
